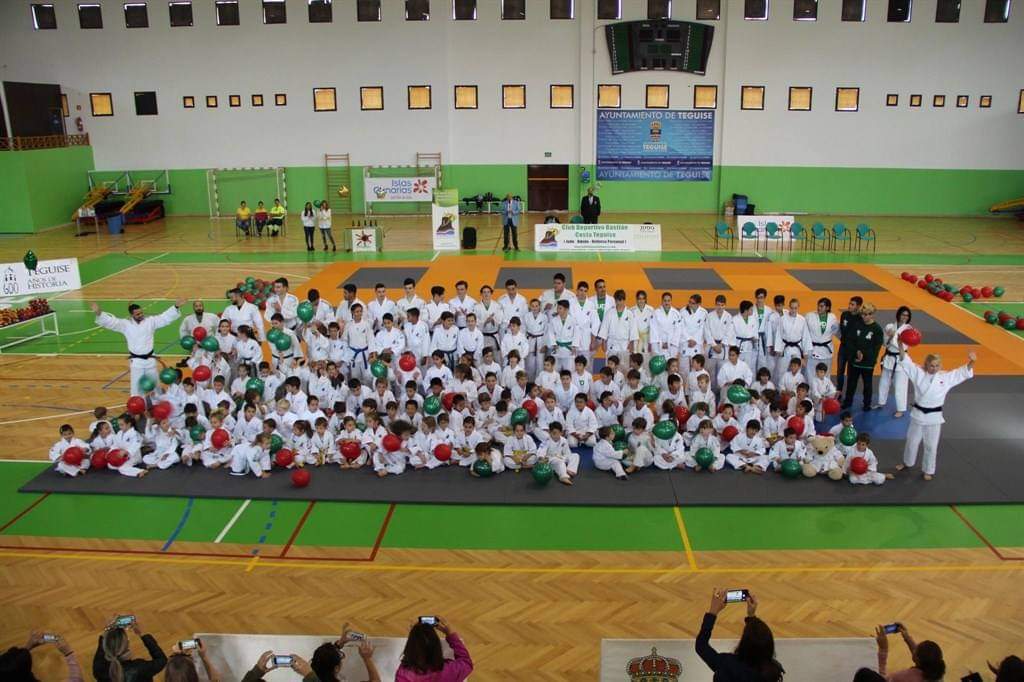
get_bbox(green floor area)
[957,302,1024,337]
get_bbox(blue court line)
[161,497,195,552]
[251,500,278,556]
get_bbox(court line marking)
[214,499,251,543]
[0,405,124,426]
[368,503,396,561]
[161,498,194,552]
[950,504,1024,562]
[0,493,50,534]
[673,507,698,571]
[279,501,315,558]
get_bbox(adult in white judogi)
[773,300,811,382]
[367,287,399,331]
[221,290,265,339]
[876,306,913,416]
[898,348,975,480]
[597,292,639,356]
[571,288,598,365]
[178,301,219,342]
[650,294,682,361]
[732,301,760,373]
[474,287,504,351]
[703,299,735,391]
[547,302,578,372]
[804,297,840,386]
[523,305,549,378]
[265,278,300,329]
[448,282,477,329]
[497,282,529,332]
[336,287,367,328]
[753,290,775,374]
[540,273,573,319]
[92,300,183,395]
[679,296,708,359]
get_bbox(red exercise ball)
[849,456,869,475]
[106,449,128,467]
[91,449,109,470]
[398,353,417,372]
[291,468,311,488]
[822,398,841,415]
[522,399,538,418]
[924,274,934,283]
[998,311,1012,323]
[340,441,361,461]
[900,272,910,281]
[192,365,212,382]
[899,327,922,347]
[720,425,739,443]
[908,275,918,283]
[151,402,173,421]
[382,433,401,452]
[787,416,805,435]
[62,446,84,467]
[274,449,295,467]
[1016,318,1024,330]
[126,396,146,415]
[982,286,994,298]
[674,405,690,425]
[434,444,452,462]
[211,428,230,449]
[192,326,207,341]
[587,399,597,411]
[442,392,457,411]
[916,280,927,289]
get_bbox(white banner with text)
[534,223,662,252]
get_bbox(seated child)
[626,418,655,471]
[564,393,598,448]
[725,419,769,473]
[503,421,538,471]
[769,427,808,471]
[229,433,272,478]
[845,433,894,486]
[592,425,628,480]
[536,422,577,485]
[685,419,724,472]
[49,424,91,477]
[470,441,505,477]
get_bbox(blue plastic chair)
[713,222,735,250]
[855,223,877,252]
[788,222,807,251]
[809,222,830,251]
[740,221,758,251]
[764,222,784,251]
[832,223,853,251]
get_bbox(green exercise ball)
[611,423,626,441]
[641,384,660,403]
[510,407,530,425]
[993,286,1005,297]
[694,447,715,469]
[138,375,156,392]
[160,368,178,385]
[273,335,292,351]
[246,377,265,394]
[180,335,196,351]
[726,385,751,404]
[839,426,857,447]
[266,328,283,344]
[532,460,553,485]
[653,420,677,440]
[371,360,388,379]
[200,337,220,352]
[423,395,441,415]
[472,459,493,478]
[189,425,206,443]
[649,354,667,375]
[270,434,284,454]
[780,459,803,479]
[297,301,315,323]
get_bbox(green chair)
[855,223,877,252]
[740,221,758,251]
[788,222,807,251]
[832,223,853,251]
[809,222,831,251]
[569,215,584,224]
[713,222,735,250]
[764,222,784,251]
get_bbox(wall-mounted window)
[887,0,911,22]
[841,0,865,20]
[252,94,264,106]
[598,0,621,19]
[125,3,149,27]
[90,93,113,116]
[308,0,332,22]
[453,0,476,19]
[646,84,670,108]
[835,87,859,111]
[134,91,158,115]
[264,0,287,23]
[984,0,1011,21]
[935,0,959,22]
[228,94,241,107]
[502,0,525,19]
[313,88,336,111]
[454,85,478,109]
[550,84,574,109]
[407,0,429,20]
[886,93,899,106]
[909,94,922,107]
[216,0,239,25]
[740,85,764,110]
[32,4,57,29]
[979,95,992,108]
[169,1,193,26]
[551,0,574,19]
[955,95,968,108]
[1018,90,1024,114]
[793,0,817,20]
[183,95,195,108]
[503,84,526,109]
[206,95,218,108]
[649,0,672,19]
[61,94,70,116]
[598,84,621,108]
[788,86,812,111]
[744,0,769,20]
[696,0,720,19]
[78,3,103,28]
[932,94,945,107]
[408,86,432,110]
[275,93,287,106]
[693,84,717,109]
[358,0,381,21]
[360,86,384,110]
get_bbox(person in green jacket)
[842,302,884,411]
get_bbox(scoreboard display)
[605,20,714,76]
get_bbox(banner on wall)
[364,176,438,202]
[1,258,81,297]
[596,110,714,181]
[738,215,795,240]
[432,188,461,251]
[534,224,662,252]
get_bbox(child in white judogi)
[310,417,338,465]
[592,426,628,479]
[304,324,331,363]
[289,421,314,466]
[229,434,272,477]
[90,420,116,454]
[49,425,91,477]
[422,353,454,393]
[703,297,735,391]
[500,318,530,368]
[547,302,578,373]
[876,308,913,415]
[626,418,655,470]
[810,362,838,422]
[457,313,485,363]
[685,420,725,471]
[327,324,347,365]
[402,308,431,365]
[534,394,565,442]
[726,420,768,473]
[846,433,893,485]
[471,441,506,476]
[410,417,442,469]
[500,352,525,390]
[683,403,710,445]
[717,348,754,405]
[751,367,775,395]
[537,423,577,484]
[194,413,231,468]
[523,301,549,378]
[712,404,740,441]
[342,305,374,383]
[652,428,686,470]
[762,404,786,443]
[113,415,144,465]
[553,372,576,412]
[623,392,655,430]
[564,394,598,448]
[595,392,622,428]
[769,428,808,471]
[688,375,717,416]
[778,358,805,397]
[337,418,368,468]
[828,412,857,458]
[453,417,485,467]
[733,303,760,371]
[424,286,452,331]
[503,422,538,471]
[430,313,460,369]
[373,423,410,477]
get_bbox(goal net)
[0,311,60,353]
[206,167,287,219]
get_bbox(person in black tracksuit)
[93,621,167,682]
[842,303,884,411]
[835,296,864,392]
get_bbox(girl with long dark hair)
[876,306,913,417]
[396,616,473,682]
[696,589,784,681]
[302,202,317,252]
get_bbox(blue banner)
[596,110,714,181]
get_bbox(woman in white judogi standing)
[898,346,975,481]
[773,298,810,382]
[597,290,639,357]
[679,295,708,361]
[876,306,913,417]
[804,297,839,386]
[91,299,184,395]
[631,291,655,362]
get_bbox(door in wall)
[527,165,569,212]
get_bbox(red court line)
[0,493,51,534]
[368,503,396,562]
[279,501,316,558]
[950,505,1024,562]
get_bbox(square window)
[551,0,574,19]
[598,0,621,19]
[252,93,264,106]
[793,0,817,20]
[275,93,287,106]
[740,85,764,110]
[125,3,149,27]
[216,0,239,25]
[454,85,478,109]
[32,4,58,29]
[206,95,218,108]
[979,95,992,108]
[61,94,69,116]
[313,88,337,111]
[835,87,859,111]
[503,84,526,109]
[696,0,721,19]
[183,95,195,108]
[841,0,865,20]
[909,94,922,107]
[169,1,193,26]
[134,91,158,115]
[550,84,574,109]
[956,95,968,108]
[886,93,899,106]
[264,0,287,23]
[933,94,945,107]
[407,0,429,20]
[984,0,1011,22]
[357,0,381,21]
[78,4,103,28]
[1018,90,1024,114]
[502,0,526,19]
[90,93,113,116]
[360,86,384,110]
[744,0,768,20]
[408,85,432,110]
[227,94,240,107]
[693,84,717,109]
[935,0,959,22]
[308,0,332,22]
[453,0,476,19]
[887,0,911,22]
[597,84,621,108]
[646,84,670,108]
[788,86,812,111]
[649,0,672,19]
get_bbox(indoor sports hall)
[1,1,1023,680]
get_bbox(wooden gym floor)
[1,212,1023,680]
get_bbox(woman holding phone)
[0,631,84,681]
[395,616,473,682]
[164,638,221,682]
[242,651,315,681]
[696,589,784,682]
[92,617,167,681]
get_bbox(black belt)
[812,341,832,348]
[483,331,500,345]
[913,404,943,414]
[736,336,754,345]
[783,340,802,348]
[129,352,154,360]
[527,333,544,339]
[885,351,899,357]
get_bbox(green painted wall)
[0,146,95,233]
[0,153,34,233]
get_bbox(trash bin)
[107,214,124,235]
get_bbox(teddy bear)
[804,434,845,480]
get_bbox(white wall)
[0,0,1020,171]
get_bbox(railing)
[0,134,90,151]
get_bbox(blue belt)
[350,346,369,369]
